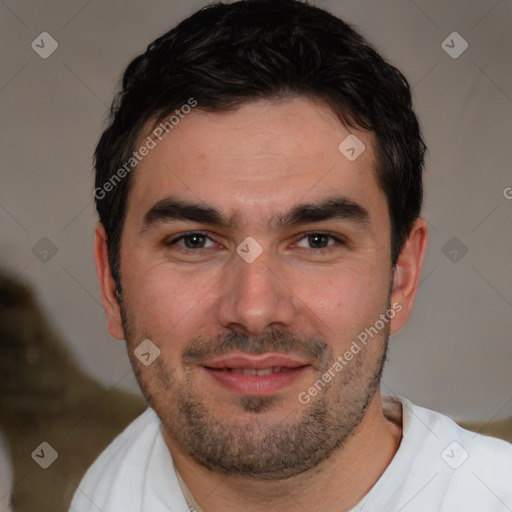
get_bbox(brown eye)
[166,232,215,249]
[307,234,330,249]
[295,232,343,250]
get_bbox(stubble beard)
[121,304,390,480]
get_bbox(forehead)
[126,96,385,226]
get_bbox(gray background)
[1,0,511,423]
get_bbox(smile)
[210,366,296,375]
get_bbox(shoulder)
[405,397,512,508]
[409,398,512,461]
[69,408,161,510]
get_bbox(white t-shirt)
[69,395,512,512]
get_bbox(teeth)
[229,367,282,375]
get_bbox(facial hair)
[122,303,390,480]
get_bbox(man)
[70,0,512,510]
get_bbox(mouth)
[200,353,312,396]
[209,366,298,375]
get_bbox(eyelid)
[296,229,348,243]
[165,231,217,247]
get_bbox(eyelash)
[165,231,347,252]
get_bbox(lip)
[201,353,311,396]
[202,353,310,370]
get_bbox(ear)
[389,218,428,335]
[94,224,125,340]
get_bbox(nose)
[216,247,297,336]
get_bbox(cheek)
[123,262,220,339]
[302,264,390,340]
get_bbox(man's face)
[115,97,398,478]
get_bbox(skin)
[95,96,427,511]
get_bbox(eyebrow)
[141,195,370,232]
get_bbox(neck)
[164,391,402,512]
